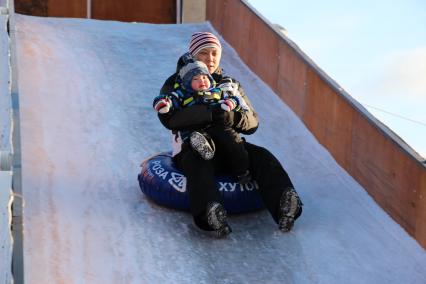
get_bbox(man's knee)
[245,142,275,165]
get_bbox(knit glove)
[218,82,239,97]
[218,82,250,112]
[231,93,250,112]
[153,97,172,114]
[220,97,239,112]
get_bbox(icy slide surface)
[15,15,426,283]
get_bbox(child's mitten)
[153,97,172,114]
[220,97,239,112]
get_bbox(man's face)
[191,74,211,91]
[195,47,222,74]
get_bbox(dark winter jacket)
[158,55,259,135]
[156,86,224,112]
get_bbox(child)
[153,56,251,184]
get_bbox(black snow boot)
[190,131,215,160]
[206,202,232,238]
[278,188,302,232]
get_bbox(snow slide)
[14,15,426,283]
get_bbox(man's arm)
[232,84,259,134]
[218,76,259,134]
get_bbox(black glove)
[211,108,234,127]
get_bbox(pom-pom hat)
[189,32,222,56]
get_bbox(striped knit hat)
[188,32,222,56]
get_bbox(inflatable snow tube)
[138,152,264,214]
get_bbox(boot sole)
[207,202,232,238]
[279,189,301,232]
[190,131,215,160]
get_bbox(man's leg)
[173,145,219,218]
[244,141,302,226]
[173,145,231,236]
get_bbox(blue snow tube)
[138,152,264,214]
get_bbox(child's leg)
[180,129,215,160]
[205,125,250,180]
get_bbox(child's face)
[191,74,211,91]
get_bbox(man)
[157,32,302,237]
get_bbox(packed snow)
[13,14,426,283]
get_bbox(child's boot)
[190,131,215,160]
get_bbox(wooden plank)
[218,0,250,62]
[47,0,86,18]
[351,113,417,234]
[16,0,176,22]
[416,169,426,247]
[303,68,333,143]
[91,0,176,23]
[14,0,48,16]
[277,42,307,117]
[325,94,354,169]
[206,0,225,33]
[303,68,355,169]
[245,15,279,91]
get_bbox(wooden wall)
[14,0,48,16]
[14,0,176,23]
[207,0,426,249]
[91,0,176,23]
[48,0,86,18]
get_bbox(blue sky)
[247,0,426,158]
